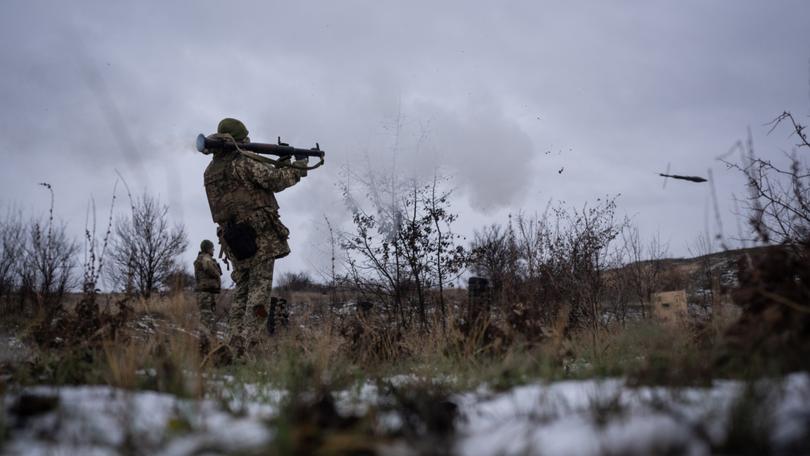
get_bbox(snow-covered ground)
[2,385,274,456]
[3,374,810,455]
[456,374,810,455]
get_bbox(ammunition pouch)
[268,212,290,242]
[222,221,258,261]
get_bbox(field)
[1,112,808,454]
[2,265,809,456]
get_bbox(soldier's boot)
[240,305,268,351]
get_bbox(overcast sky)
[1,1,809,285]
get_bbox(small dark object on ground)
[9,394,59,425]
[279,390,373,455]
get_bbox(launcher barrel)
[196,134,325,158]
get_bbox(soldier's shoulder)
[205,155,240,186]
[203,158,223,178]
[233,153,260,166]
[234,154,275,176]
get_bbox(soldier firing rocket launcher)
[196,133,326,169]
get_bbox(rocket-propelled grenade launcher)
[196,134,325,160]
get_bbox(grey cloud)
[1,0,809,278]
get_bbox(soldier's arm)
[236,157,307,193]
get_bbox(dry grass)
[102,336,145,390]
[5,285,757,395]
[7,289,806,456]
[13,292,212,396]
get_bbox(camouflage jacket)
[194,251,222,292]
[204,137,306,261]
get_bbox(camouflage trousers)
[227,258,274,349]
[195,291,219,335]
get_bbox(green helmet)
[200,239,214,253]
[217,118,249,141]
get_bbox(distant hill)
[609,245,784,318]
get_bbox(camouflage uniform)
[193,242,222,337]
[203,121,307,350]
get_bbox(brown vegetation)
[1,112,809,456]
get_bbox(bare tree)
[277,271,318,292]
[726,112,810,254]
[717,112,810,370]
[620,226,670,318]
[426,173,463,325]
[23,219,78,314]
[547,200,623,338]
[469,224,512,296]
[21,184,78,315]
[341,171,465,330]
[472,198,623,342]
[108,193,188,297]
[0,208,25,306]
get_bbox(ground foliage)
[1,111,809,454]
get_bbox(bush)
[277,271,318,292]
[108,193,188,297]
[17,184,78,317]
[341,173,466,331]
[469,198,624,340]
[0,209,25,306]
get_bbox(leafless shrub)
[543,200,624,336]
[717,111,810,372]
[341,171,466,331]
[20,184,79,317]
[726,112,809,254]
[108,193,188,297]
[0,208,25,306]
[619,226,670,318]
[81,182,118,298]
[469,224,512,299]
[469,197,624,341]
[277,271,318,292]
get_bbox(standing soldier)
[194,239,222,350]
[202,118,309,355]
